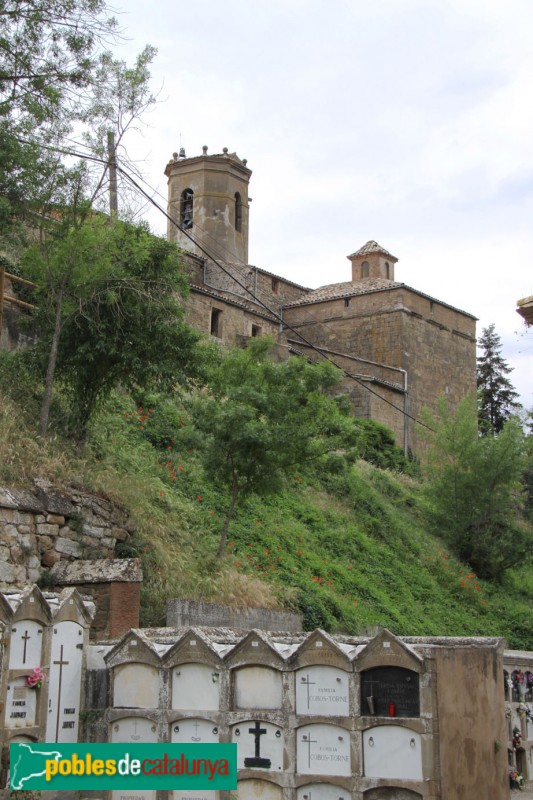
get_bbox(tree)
[192,338,360,557]
[0,0,119,225]
[424,397,531,580]
[23,215,201,443]
[477,323,520,434]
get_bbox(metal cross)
[249,720,267,758]
[21,630,30,665]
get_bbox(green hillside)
[1,380,532,650]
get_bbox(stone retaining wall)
[0,480,135,588]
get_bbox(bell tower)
[165,146,252,264]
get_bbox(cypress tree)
[477,323,520,434]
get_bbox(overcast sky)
[112,0,532,408]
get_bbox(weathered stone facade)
[165,149,477,454]
[0,482,135,587]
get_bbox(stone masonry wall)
[284,287,476,452]
[0,481,135,588]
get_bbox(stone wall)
[184,285,280,346]
[284,287,476,452]
[0,482,135,588]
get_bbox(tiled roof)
[347,240,398,261]
[284,277,402,308]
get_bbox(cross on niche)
[191,720,201,742]
[301,731,318,770]
[131,720,141,741]
[53,644,70,742]
[300,673,317,710]
[244,720,271,769]
[21,630,31,665]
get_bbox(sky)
[111,0,532,408]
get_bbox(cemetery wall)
[1,585,529,799]
[166,599,303,632]
[0,482,135,588]
[82,627,509,800]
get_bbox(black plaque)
[361,666,420,717]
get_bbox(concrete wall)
[167,599,303,632]
[436,643,508,799]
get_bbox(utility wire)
[14,134,434,433]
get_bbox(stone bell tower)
[164,145,252,264]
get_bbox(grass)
[1,380,532,646]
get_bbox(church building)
[165,147,477,454]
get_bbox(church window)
[180,189,194,230]
[344,298,351,308]
[210,308,222,337]
[251,324,261,337]
[235,192,242,232]
[361,261,369,278]
[385,261,390,279]
[272,278,280,295]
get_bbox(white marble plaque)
[45,621,84,743]
[110,724,157,800]
[238,779,282,800]
[363,725,422,780]
[114,663,160,708]
[8,620,43,669]
[297,783,349,800]
[111,716,157,743]
[172,792,218,800]
[296,667,349,716]
[231,721,283,771]
[172,663,220,711]
[171,718,220,743]
[4,678,37,729]
[234,667,282,710]
[112,791,155,800]
[297,724,351,776]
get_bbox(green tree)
[477,323,520,434]
[425,397,531,580]
[192,338,360,557]
[0,0,118,226]
[24,215,201,443]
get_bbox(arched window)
[385,261,390,279]
[180,188,193,230]
[361,260,369,278]
[234,192,242,232]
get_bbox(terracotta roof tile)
[347,240,398,261]
[284,277,402,308]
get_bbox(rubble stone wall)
[0,482,135,588]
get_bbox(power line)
[13,134,434,434]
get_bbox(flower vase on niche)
[388,702,396,717]
[366,696,375,715]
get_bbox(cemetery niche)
[0,587,515,799]
[361,666,420,718]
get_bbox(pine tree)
[477,323,520,434]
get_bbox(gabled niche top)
[163,627,223,667]
[291,629,353,670]
[355,628,424,673]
